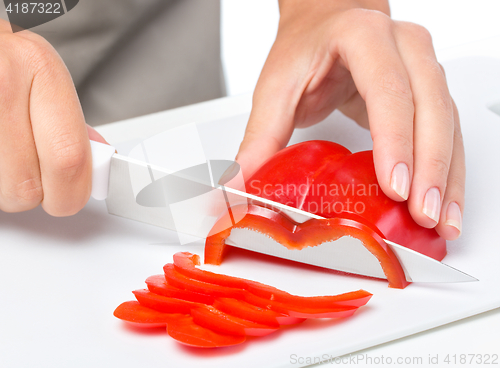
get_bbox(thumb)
[86,124,109,145]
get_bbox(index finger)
[26,36,92,216]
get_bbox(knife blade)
[90,140,477,284]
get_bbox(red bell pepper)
[115,252,372,348]
[145,274,215,305]
[150,270,299,325]
[133,289,206,314]
[167,253,368,318]
[164,264,247,299]
[205,140,447,289]
[167,315,246,348]
[213,297,302,326]
[174,251,372,308]
[191,306,279,336]
[113,301,185,328]
[242,292,358,319]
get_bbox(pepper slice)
[164,264,246,299]
[213,297,302,326]
[133,289,206,314]
[113,301,185,328]
[165,260,362,319]
[133,290,279,337]
[154,269,300,325]
[175,251,373,307]
[115,251,373,347]
[167,315,246,348]
[146,274,215,305]
[205,204,409,289]
[191,306,279,336]
[242,292,358,319]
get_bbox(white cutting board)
[0,56,499,368]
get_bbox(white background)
[221,0,500,96]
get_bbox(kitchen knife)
[90,140,477,284]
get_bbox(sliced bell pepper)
[167,315,246,348]
[166,256,364,319]
[151,270,299,325]
[132,289,206,314]
[113,301,185,328]
[213,298,302,326]
[145,274,215,305]
[163,264,246,299]
[242,292,358,319]
[115,252,372,348]
[205,140,447,289]
[174,251,373,307]
[191,306,279,336]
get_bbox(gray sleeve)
[1,0,224,126]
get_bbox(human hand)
[235,0,464,241]
[0,20,107,216]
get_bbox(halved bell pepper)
[205,140,447,289]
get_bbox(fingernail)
[218,161,240,186]
[390,162,410,200]
[86,124,109,145]
[445,201,462,235]
[422,187,441,223]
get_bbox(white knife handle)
[90,140,116,200]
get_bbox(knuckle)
[402,22,433,44]
[376,70,413,106]
[447,174,466,197]
[426,156,450,179]
[50,136,88,179]
[452,106,464,140]
[388,130,413,150]
[437,62,446,76]
[432,89,453,116]
[342,8,392,33]
[373,128,413,152]
[6,33,59,74]
[454,121,464,144]
[0,31,58,78]
[2,178,43,208]
[0,56,16,105]
[23,39,57,72]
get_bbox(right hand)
[0,20,106,216]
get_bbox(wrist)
[278,0,390,24]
